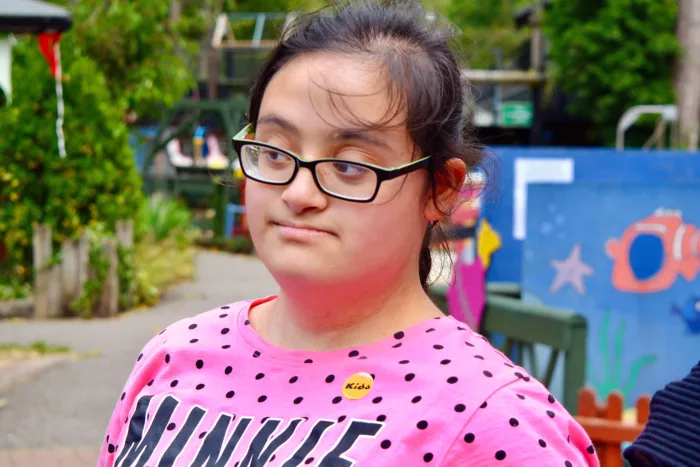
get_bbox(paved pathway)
[0,251,277,466]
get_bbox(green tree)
[423,0,532,69]
[49,0,213,121]
[545,0,679,144]
[0,34,142,280]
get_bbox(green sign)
[498,102,533,128]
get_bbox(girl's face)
[246,53,434,289]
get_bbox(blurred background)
[0,0,699,466]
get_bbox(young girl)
[98,2,598,466]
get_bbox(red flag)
[38,32,62,77]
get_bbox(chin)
[266,253,348,287]
[264,246,351,286]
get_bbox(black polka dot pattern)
[102,301,595,466]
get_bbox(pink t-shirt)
[98,297,598,466]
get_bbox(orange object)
[575,388,650,467]
[605,209,700,293]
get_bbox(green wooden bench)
[430,283,587,414]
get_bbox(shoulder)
[418,318,598,466]
[442,378,598,466]
[414,316,528,397]
[430,323,598,465]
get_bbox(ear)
[424,158,468,222]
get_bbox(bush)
[0,34,142,282]
[0,279,32,301]
[133,235,198,293]
[134,196,194,244]
[127,196,199,309]
[546,0,678,144]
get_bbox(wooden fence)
[32,220,133,319]
[575,388,651,467]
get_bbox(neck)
[254,270,441,352]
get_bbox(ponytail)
[418,222,436,290]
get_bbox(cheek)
[244,182,276,231]
[344,184,426,255]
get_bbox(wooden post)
[33,224,55,319]
[116,220,134,248]
[94,238,119,318]
[48,263,63,318]
[60,238,78,312]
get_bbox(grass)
[0,341,101,362]
[0,341,72,361]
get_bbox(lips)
[271,220,335,237]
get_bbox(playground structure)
[575,388,651,467]
[140,13,292,238]
[616,104,679,150]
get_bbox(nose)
[281,167,329,214]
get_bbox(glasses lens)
[240,144,296,183]
[316,160,378,201]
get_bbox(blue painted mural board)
[522,181,700,404]
[483,148,700,284]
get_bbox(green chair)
[430,283,587,414]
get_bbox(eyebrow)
[257,114,301,135]
[331,128,394,152]
[257,113,394,152]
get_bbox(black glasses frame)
[232,124,431,203]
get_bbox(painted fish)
[671,296,700,334]
[605,209,700,293]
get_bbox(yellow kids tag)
[342,372,374,400]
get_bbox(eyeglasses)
[232,124,431,203]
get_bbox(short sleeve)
[96,332,165,467]
[441,377,599,466]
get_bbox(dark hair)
[247,0,483,290]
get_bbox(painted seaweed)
[587,308,657,402]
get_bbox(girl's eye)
[332,162,366,176]
[263,149,287,162]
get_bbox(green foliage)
[0,279,32,301]
[0,34,142,282]
[118,241,161,310]
[436,0,532,69]
[69,225,112,318]
[49,0,206,121]
[545,0,679,143]
[129,196,199,307]
[134,196,195,244]
[134,234,198,292]
[117,243,137,310]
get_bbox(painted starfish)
[550,243,594,295]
